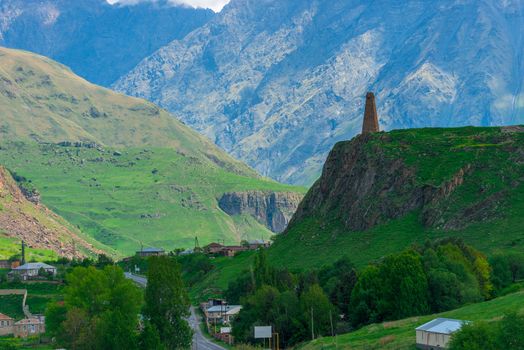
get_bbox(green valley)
[0,47,305,257]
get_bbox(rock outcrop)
[218,191,303,233]
[114,0,524,185]
[0,166,101,258]
[288,127,524,233]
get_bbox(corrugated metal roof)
[13,262,56,270]
[139,247,164,253]
[207,305,242,314]
[416,318,467,334]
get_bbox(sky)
[106,0,231,12]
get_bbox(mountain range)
[0,0,214,86]
[113,0,524,184]
[2,0,522,185]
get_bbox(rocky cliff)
[0,166,102,258]
[288,126,524,233]
[114,0,524,185]
[218,191,303,233]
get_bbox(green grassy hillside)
[270,126,524,269]
[0,142,303,257]
[0,47,305,257]
[300,290,524,350]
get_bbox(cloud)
[106,0,230,12]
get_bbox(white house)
[10,262,57,280]
[416,318,468,349]
[205,305,242,325]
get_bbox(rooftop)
[0,313,13,320]
[207,305,242,314]
[416,318,468,335]
[138,247,164,253]
[13,262,55,270]
[15,318,43,325]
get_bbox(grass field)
[299,290,524,350]
[0,47,306,258]
[0,235,57,261]
[0,142,304,257]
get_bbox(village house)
[203,243,225,255]
[13,317,45,338]
[205,305,242,325]
[244,239,271,250]
[0,313,14,336]
[136,247,165,257]
[416,318,468,349]
[9,262,57,280]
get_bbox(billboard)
[254,326,272,339]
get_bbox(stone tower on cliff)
[362,92,380,134]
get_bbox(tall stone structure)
[362,92,380,134]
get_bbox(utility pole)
[311,307,315,340]
[21,240,26,265]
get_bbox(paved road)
[189,307,227,350]
[124,272,147,287]
[124,273,225,350]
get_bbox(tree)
[56,265,142,350]
[144,256,192,349]
[138,322,164,350]
[319,257,358,315]
[490,253,524,293]
[350,251,429,326]
[300,284,334,339]
[498,312,524,349]
[448,321,499,350]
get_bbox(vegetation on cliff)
[270,126,524,269]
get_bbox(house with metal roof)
[205,305,242,325]
[415,318,468,349]
[136,247,165,257]
[9,263,57,280]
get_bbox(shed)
[416,318,467,349]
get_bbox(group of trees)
[46,256,192,350]
[228,239,522,348]
[449,313,524,350]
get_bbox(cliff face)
[288,126,524,233]
[114,0,524,185]
[0,166,101,258]
[218,191,303,233]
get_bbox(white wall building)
[416,318,468,349]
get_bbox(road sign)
[254,326,272,339]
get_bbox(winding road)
[124,272,225,350]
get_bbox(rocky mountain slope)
[218,191,302,233]
[0,166,103,259]
[0,0,214,86]
[268,126,524,269]
[0,47,304,256]
[114,0,524,185]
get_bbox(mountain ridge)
[114,0,524,185]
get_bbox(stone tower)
[362,92,380,134]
